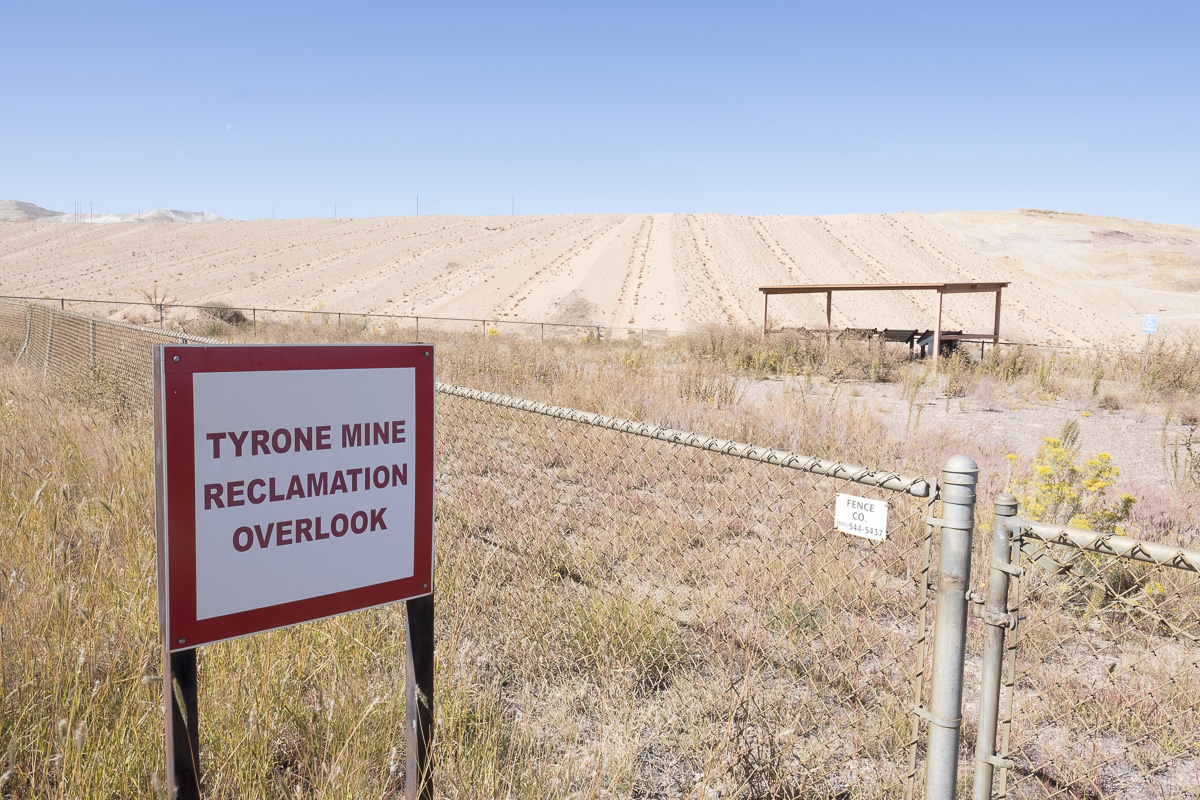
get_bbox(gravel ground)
[747,375,1193,487]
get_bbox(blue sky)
[3,1,1197,224]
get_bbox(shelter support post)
[762,292,768,338]
[825,291,832,357]
[993,288,1002,350]
[932,292,944,370]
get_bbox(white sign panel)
[155,343,435,651]
[192,367,416,619]
[835,493,888,542]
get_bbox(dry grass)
[1003,540,1200,798]
[935,334,1200,416]
[4,314,1200,798]
[0,345,933,798]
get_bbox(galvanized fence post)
[922,455,977,800]
[971,493,1018,800]
[44,312,55,371]
[16,304,33,362]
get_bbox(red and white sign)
[154,344,435,651]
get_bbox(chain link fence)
[435,385,938,798]
[984,517,1200,800]
[0,295,686,343]
[3,297,1200,798]
[0,298,218,409]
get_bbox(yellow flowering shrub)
[1010,423,1135,533]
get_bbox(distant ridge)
[0,200,222,223]
[0,200,61,221]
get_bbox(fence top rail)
[0,295,697,337]
[2,299,222,345]
[436,382,935,498]
[4,294,1181,356]
[1006,516,1200,573]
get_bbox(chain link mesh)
[0,295,684,342]
[1,298,217,409]
[435,388,936,797]
[997,521,1200,799]
[17,297,1200,797]
[0,298,938,796]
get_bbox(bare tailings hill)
[1,211,1196,346]
[932,209,1200,345]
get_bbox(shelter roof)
[759,282,1010,295]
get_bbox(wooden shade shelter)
[759,282,1010,365]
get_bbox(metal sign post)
[1142,314,1159,367]
[166,650,200,800]
[154,343,436,798]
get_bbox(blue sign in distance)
[1142,314,1159,335]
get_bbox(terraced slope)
[1,210,1196,345]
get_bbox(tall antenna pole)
[512,194,514,215]
[416,194,419,216]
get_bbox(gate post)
[923,455,977,800]
[972,494,1019,800]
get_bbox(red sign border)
[154,344,435,651]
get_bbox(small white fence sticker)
[835,493,888,541]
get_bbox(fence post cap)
[993,492,1018,514]
[941,454,979,477]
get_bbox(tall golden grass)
[4,319,1200,797]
